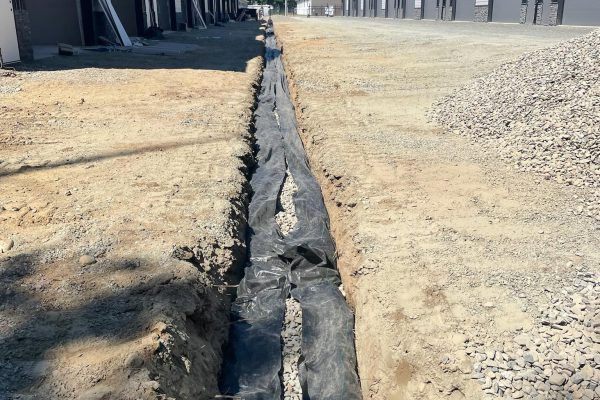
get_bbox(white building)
[296,0,311,15]
[296,0,341,16]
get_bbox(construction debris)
[57,43,75,56]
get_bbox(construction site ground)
[0,23,263,400]
[2,14,600,400]
[274,17,598,400]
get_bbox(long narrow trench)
[219,25,362,400]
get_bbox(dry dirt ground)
[0,23,263,400]
[275,17,599,399]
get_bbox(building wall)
[376,0,384,17]
[13,8,33,60]
[535,1,543,21]
[342,0,600,25]
[350,0,359,16]
[112,0,140,35]
[442,5,452,20]
[520,3,527,22]
[297,0,340,15]
[521,0,558,25]
[27,0,82,45]
[542,0,558,25]
[156,0,172,29]
[561,0,600,26]
[174,0,189,28]
[297,0,311,15]
[422,0,436,18]
[489,0,521,22]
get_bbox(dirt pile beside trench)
[0,24,263,400]
[433,29,600,220]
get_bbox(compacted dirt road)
[0,23,262,400]
[275,17,598,400]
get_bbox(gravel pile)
[461,272,600,399]
[432,29,600,220]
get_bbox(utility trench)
[219,26,362,400]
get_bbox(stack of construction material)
[433,29,600,220]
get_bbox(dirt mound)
[433,29,600,220]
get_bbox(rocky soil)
[451,271,600,399]
[433,29,600,221]
[275,16,597,400]
[431,28,600,399]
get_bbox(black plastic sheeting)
[219,27,362,400]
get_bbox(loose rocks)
[281,298,302,400]
[466,272,600,399]
[277,167,302,398]
[78,254,96,266]
[0,238,14,253]
[275,169,298,236]
[433,29,600,220]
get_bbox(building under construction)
[1,0,240,64]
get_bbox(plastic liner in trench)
[219,27,362,400]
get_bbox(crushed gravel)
[275,166,302,398]
[276,169,299,236]
[460,272,600,399]
[431,27,600,400]
[281,297,303,400]
[432,29,600,221]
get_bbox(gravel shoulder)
[0,23,263,400]
[275,17,598,399]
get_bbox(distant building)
[297,0,344,16]
[246,4,273,16]
[344,0,600,26]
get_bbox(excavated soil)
[275,17,599,400]
[0,23,263,400]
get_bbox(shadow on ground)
[0,248,228,398]
[13,22,264,73]
[0,19,260,400]
[0,137,224,179]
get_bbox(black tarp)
[220,27,362,400]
